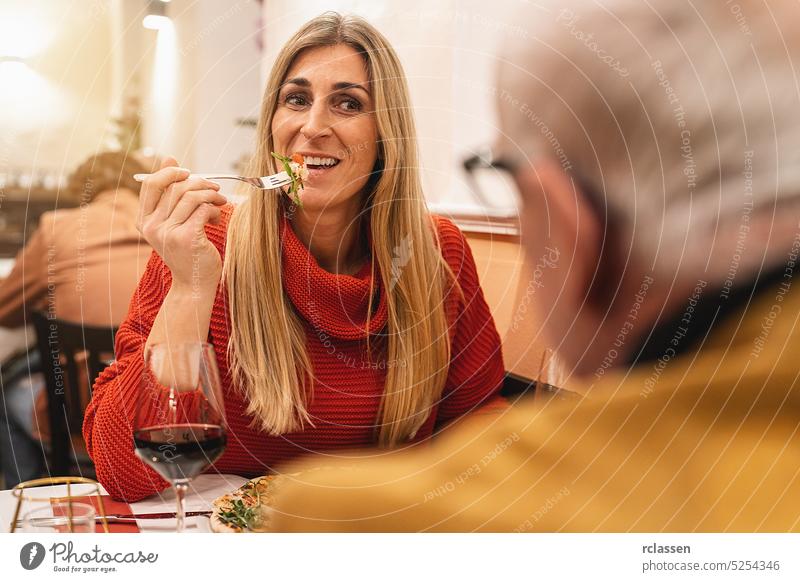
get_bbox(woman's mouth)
[303,155,340,175]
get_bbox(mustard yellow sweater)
[271,277,800,531]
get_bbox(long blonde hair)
[224,12,456,446]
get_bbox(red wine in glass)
[134,423,227,482]
[135,342,227,532]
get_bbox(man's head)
[65,151,146,203]
[496,0,800,374]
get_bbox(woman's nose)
[299,101,333,140]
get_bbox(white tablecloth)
[0,473,248,533]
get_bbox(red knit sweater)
[83,205,505,501]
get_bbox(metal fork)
[133,172,293,190]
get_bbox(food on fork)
[271,152,308,207]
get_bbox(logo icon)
[389,235,413,291]
[20,542,46,570]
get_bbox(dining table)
[0,473,249,533]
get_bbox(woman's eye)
[337,97,362,113]
[285,94,308,108]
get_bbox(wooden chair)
[31,312,117,476]
[463,231,577,401]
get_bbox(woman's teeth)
[305,156,339,167]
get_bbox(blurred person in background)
[269,0,800,531]
[0,151,151,487]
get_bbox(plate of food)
[209,466,357,533]
[210,474,286,533]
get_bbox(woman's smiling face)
[272,44,379,212]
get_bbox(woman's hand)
[137,157,227,293]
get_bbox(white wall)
[164,0,262,181]
[0,0,114,180]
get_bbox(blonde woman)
[83,12,505,501]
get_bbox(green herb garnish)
[271,151,305,207]
[217,499,254,530]
[218,483,261,530]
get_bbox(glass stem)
[174,481,189,533]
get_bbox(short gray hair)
[498,0,800,281]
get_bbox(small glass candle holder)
[9,476,109,533]
[21,502,96,533]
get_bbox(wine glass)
[134,342,227,532]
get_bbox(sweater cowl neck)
[280,214,388,340]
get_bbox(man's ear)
[517,159,604,309]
